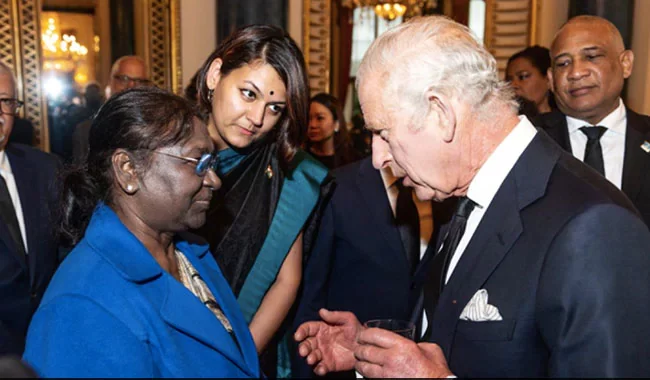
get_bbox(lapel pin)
[265,165,273,179]
[641,141,650,153]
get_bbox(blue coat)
[23,204,260,378]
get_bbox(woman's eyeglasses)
[152,151,219,176]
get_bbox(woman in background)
[506,45,556,115]
[306,93,358,170]
[23,87,259,377]
[194,25,332,377]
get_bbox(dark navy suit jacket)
[424,130,650,377]
[534,108,650,226]
[293,157,453,378]
[0,143,60,355]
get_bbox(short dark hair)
[196,24,309,171]
[59,86,199,246]
[507,45,551,76]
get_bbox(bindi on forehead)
[269,90,274,96]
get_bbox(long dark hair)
[196,24,309,172]
[507,45,557,110]
[307,93,356,168]
[59,87,199,246]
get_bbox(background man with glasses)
[73,55,151,163]
[0,62,61,355]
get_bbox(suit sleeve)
[23,295,153,377]
[536,204,650,377]
[292,197,337,378]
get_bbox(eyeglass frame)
[0,98,24,116]
[112,74,153,87]
[150,150,219,177]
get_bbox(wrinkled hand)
[294,309,362,376]
[354,328,454,378]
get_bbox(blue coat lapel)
[159,274,255,376]
[356,159,408,268]
[86,205,257,377]
[430,132,561,353]
[178,239,259,375]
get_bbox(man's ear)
[206,58,223,90]
[620,50,634,79]
[112,149,139,195]
[425,89,456,143]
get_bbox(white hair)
[356,16,516,116]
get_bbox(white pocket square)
[459,289,503,321]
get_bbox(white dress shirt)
[380,167,433,259]
[566,98,626,189]
[420,116,537,338]
[0,150,28,253]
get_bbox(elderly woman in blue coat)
[22,87,260,377]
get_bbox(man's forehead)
[0,72,15,95]
[552,22,616,55]
[116,59,147,76]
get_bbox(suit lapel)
[621,109,650,201]
[3,147,34,273]
[539,111,571,152]
[429,132,561,354]
[356,159,407,266]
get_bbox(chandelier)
[41,14,92,88]
[341,0,438,21]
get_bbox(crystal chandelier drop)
[341,0,438,22]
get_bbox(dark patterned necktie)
[422,196,476,339]
[0,175,25,256]
[579,126,607,176]
[395,179,420,275]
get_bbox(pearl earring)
[126,185,134,192]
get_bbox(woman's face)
[307,101,338,144]
[506,57,549,108]
[206,60,287,151]
[136,117,221,232]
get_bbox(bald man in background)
[72,55,151,163]
[535,15,650,226]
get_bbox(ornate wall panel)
[2,0,48,149]
[484,0,536,77]
[303,0,331,95]
[144,0,182,94]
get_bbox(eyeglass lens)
[0,99,22,115]
[195,153,219,175]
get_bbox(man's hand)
[354,327,454,378]
[294,309,362,376]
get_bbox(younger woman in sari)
[193,25,332,376]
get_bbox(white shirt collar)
[566,98,626,135]
[380,166,398,189]
[467,116,538,210]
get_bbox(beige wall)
[180,0,217,88]
[534,0,568,48]
[288,0,304,50]
[627,0,650,115]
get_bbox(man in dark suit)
[0,64,61,355]
[292,156,453,377]
[534,15,650,225]
[72,56,149,164]
[294,16,650,377]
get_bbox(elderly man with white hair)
[294,15,650,378]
